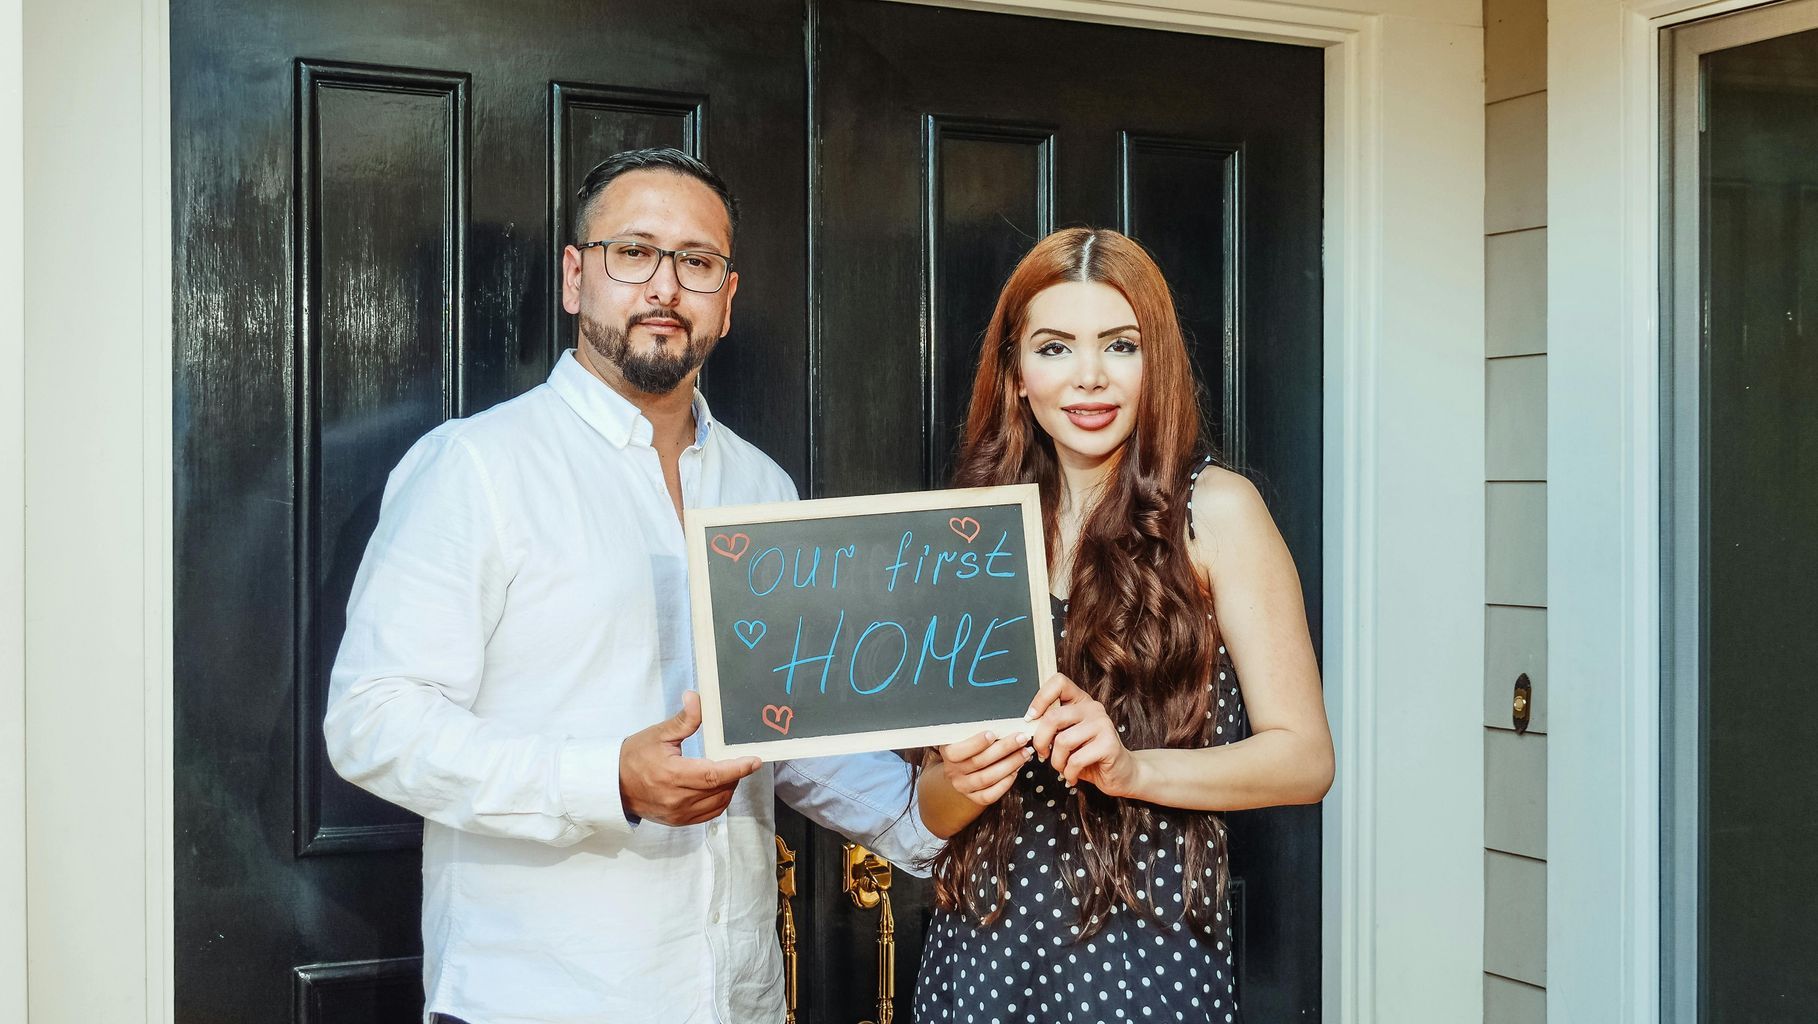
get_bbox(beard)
[580,308,716,396]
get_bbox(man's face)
[561,169,739,396]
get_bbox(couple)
[324,147,1333,1024]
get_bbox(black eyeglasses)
[575,239,734,294]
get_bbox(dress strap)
[1185,452,1216,540]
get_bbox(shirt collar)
[548,349,715,451]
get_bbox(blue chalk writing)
[749,547,785,596]
[849,620,909,695]
[913,613,974,688]
[771,611,846,695]
[968,614,1029,687]
[791,546,822,589]
[832,544,857,590]
[983,531,1019,579]
[884,531,913,593]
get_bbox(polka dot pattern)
[912,585,1249,1024]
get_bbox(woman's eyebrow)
[1097,324,1140,338]
[1030,327,1076,341]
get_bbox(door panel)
[295,60,466,858]
[812,2,1324,1020]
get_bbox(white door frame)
[18,0,1485,1019]
[1546,0,1799,1019]
[2,0,27,1019]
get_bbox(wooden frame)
[685,483,1056,761]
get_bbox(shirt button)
[711,911,721,923]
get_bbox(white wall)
[1364,17,1486,1018]
[1547,0,1670,1018]
[21,0,172,1019]
[2,0,28,1020]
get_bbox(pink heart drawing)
[711,532,751,562]
[948,516,981,543]
[762,704,794,735]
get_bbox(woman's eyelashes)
[1031,337,1141,357]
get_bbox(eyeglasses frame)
[573,238,736,294]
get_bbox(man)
[325,148,937,1024]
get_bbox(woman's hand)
[937,730,1032,807]
[1026,672,1140,796]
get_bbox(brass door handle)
[776,836,799,1024]
[845,843,897,1024]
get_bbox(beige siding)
[1485,851,1548,984]
[1487,229,1547,357]
[1486,972,1547,1024]
[1485,0,1546,101]
[1486,483,1546,604]
[1488,355,1546,480]
[1486,94,1548,233]
[1484,0,1546,1014]
[1486,730,1547,858]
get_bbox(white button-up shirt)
[326,350,940,1024]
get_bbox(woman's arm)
[1030,467,1334,811]
[916,732,1031,838]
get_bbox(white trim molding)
[2,0,29,1019]
[1546,0,1779,1019]
[20,0,174,1019]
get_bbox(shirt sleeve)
[774,753,945,876]
[323,431,636,849]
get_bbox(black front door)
[172,1,809,1019]
[809,4,1324,1021]
[173,1,1322,1021]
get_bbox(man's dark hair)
[572,148,740,247]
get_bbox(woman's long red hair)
[931,227,1230,938]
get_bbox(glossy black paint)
[809,3,1323,1020]
[173,0,1322,1020]
[174,1,807,1020]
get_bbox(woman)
[913,228,1334,1024]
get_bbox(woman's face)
[1017,280,1144,465]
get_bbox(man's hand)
[619,691,763,825]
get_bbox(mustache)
[626,309,695,334]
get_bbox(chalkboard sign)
[684,485,1058,761]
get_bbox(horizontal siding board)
[1486,728,1547,858]
[1485,851,1547,986]
[1487,229,1547,357]
[1486,94,1547,233]
[1488,354,1547,481]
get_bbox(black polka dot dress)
[912,586,1250,1024]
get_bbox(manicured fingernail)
[984,731,996,742]
[1015,733,1031,745]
